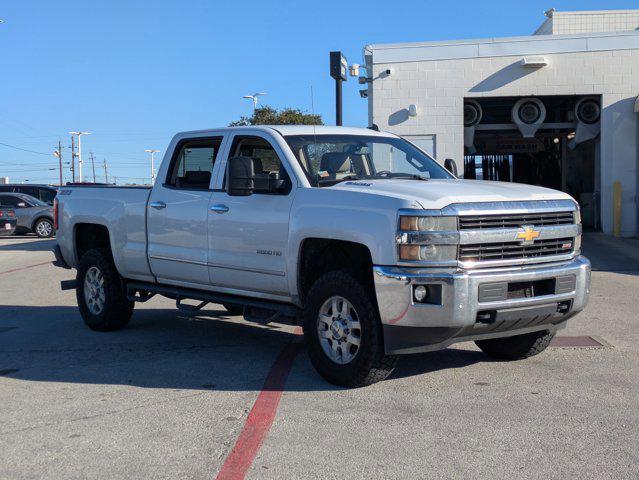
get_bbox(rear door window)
[166,137,223,190]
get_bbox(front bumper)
[373,256,591,354]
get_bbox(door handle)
[210,204,229,214]
[149,201,166,210]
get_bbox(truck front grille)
[459,238,574,263]
[459,212,574,230]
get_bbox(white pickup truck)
[53,126,590,387]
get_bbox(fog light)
[414,285,428,302]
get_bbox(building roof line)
[366,30,639,64]
[366,29,639,51]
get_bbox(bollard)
[613,181,622,237]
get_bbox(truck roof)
[176,125,397,138]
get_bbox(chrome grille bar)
[459,212,574,230]
[459,238,574,262]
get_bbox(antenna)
[310,85,320,186]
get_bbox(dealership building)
[364,9,639,237]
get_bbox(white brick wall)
[534,10,639,35]
[370,49,639,237]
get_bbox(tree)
[229,105,323,126]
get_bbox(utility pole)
[70,135,76,182]
[145,149,160,184]
[89,152,96,183]
[103,158,108,184]
[69,131,90,182]
[53,141,63,186]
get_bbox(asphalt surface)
[1,233,638,479]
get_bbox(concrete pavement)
[0,234,637,479]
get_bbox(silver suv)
[0,193,55,238]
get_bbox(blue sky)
[0,0,636,184]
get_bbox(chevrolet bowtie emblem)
[516,225,540,244]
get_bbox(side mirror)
[444,158,458,177]
[227,156,255,196]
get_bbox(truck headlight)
[399,244,457,261]
[399,215,457,231]
[397,214,458,262]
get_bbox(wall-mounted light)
[521,56,548,68]
[408,104,418,117]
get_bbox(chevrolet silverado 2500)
[53,126,590,387]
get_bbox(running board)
[126,281,300,320]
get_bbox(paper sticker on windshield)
[318,170,329,178]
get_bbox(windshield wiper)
[318,174,360,184]
[371,173,429,181]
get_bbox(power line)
[0,141,51,155]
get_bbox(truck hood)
[329,179,574,210]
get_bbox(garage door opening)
[462,95,600,230]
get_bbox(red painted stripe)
[215,328,302,480]
[0,261,50,276]
[550,336,604,348]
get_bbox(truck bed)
[56,185,154,282]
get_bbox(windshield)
[284,134,452,187]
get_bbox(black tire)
[33,218,54,238]
[303,270,398,388]
[222,303,244,316]
[475,330,555,360]
[76,248,134,332]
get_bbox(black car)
[0,184,58,205]
[0,208,18,236]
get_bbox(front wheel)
[475,330,555,360]
[303,270,397,387]
[77,248,134,331]
[34,218,54,238]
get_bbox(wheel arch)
[73,223,114,265]
[31,215,54,231]
[297,238,374,304]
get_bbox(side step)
[126,281,301,323]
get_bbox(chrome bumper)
[373,256,591,354]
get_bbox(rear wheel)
[475,330,555,360]
[77,248,134,331]
[34,218,54,238]
[303,270,397,387]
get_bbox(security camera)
[359,89,368,99]
[380,68,393,78]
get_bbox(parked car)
[0,193,55,238]
[0,184,58,205]
[53,126,590,387]
[0,208,17,236]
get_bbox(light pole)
[242,92,267,110]
[145,149,160,184]
[69,131,90,182]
